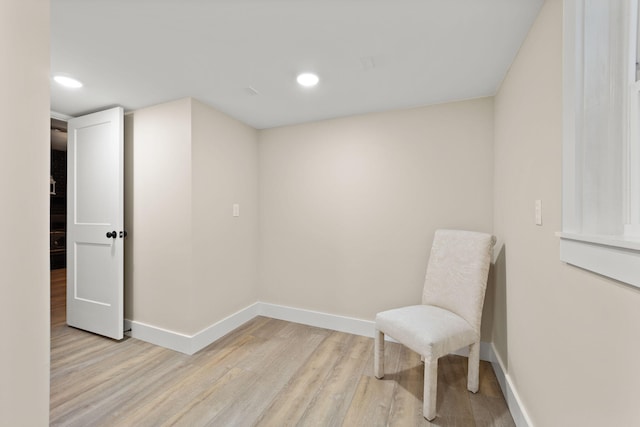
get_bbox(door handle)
[119,231,128,238]
[106,231,117,239]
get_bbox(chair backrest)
[422,229,496,334]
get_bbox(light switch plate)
[535,200,542,225]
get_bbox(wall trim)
[559,235,640,289]
[191,302,261,354]
[126,301,495,363]
[257,302,376,338]
[124,318,191,354]
[124,302,261,355]
[490,344,534,427]
[50,110,73,121]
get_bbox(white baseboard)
[258,302,494,362]
[490,344,534,427]
[125,302,375,355]
[124,318,191,354]
[126,301,492,363]
[124,302,261,355]
[191,302,261,354]
[257,302,376,338]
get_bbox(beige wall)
[191,99,258,331]
[0,0,50,424]
[258,98,495,327]
[494,0,640,424]
[125,98,258,335]
[126,98,194,333]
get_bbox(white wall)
[125,98,258,336]
[494,0,640,424]
[0,0,50,424]
[258,98,495,328]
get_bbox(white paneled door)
[66,107,124,340]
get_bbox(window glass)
[560,0,640,289]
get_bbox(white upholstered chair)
[374,229,496,421]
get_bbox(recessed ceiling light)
[296,73,319,87]
[53,75,83,89]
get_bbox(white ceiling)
[51,0,543,130]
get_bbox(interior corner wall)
[493,0,640,425]
[125,98,259,336]
[190,99,259,332]
[258,98,495,330]
[0,0,50,424]
[125,98,194,334]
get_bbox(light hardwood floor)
[50,269,515,426]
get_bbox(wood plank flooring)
[50,269,515,426]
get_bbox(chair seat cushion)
[375,305,478,362]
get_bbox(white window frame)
[560,0,640,288]
[626,2,640,237]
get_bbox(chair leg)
[374,329,384,379]
[467,341,480,393]
[423,358,438,421]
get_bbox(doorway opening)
[50,118,67,328]
[50,118,67,270]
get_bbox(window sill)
[557,232,640,289]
